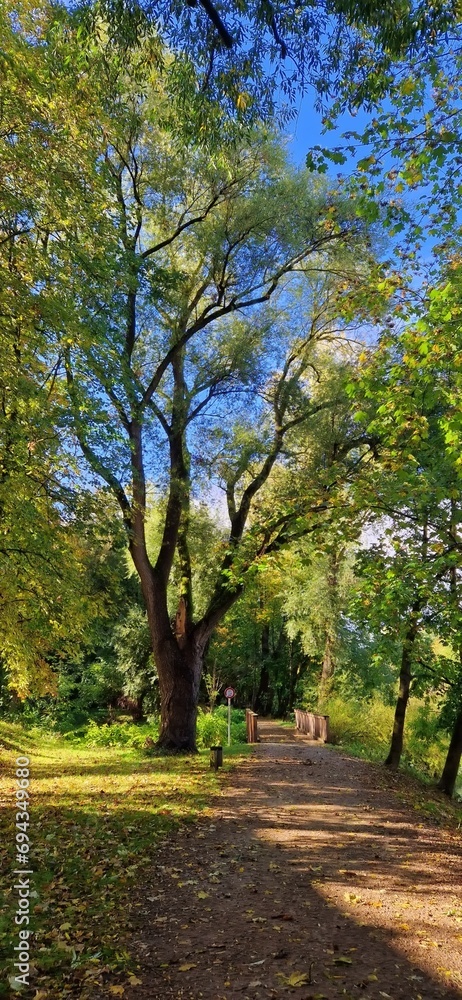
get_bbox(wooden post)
[246,709,258,743]
[210,745,223,769]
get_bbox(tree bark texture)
[384,611,420,770]
[437,706,462,797]
[320,633,335,692]
[155,640,201,751]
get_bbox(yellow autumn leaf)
[277,971,309,986]
[197,891,209,899]
[401,77,416,95]
[236,91,250,111]
[109,988,125,996]
[128,975,143,986]
[179,963,197,972]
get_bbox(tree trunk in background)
[384,610,420,770]
[288,643,307,712]
[320,632,335,694]
[255,622,270,712]
[255,661,270,713]
[437,706,462,797]
[438,539,462,797]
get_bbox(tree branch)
[64,351,132,532]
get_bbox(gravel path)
[119,721,462,1000]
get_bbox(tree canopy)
[3,0,462,793]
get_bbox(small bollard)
[210,745,223,770]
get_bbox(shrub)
[322,694,450,779]
[196,707,247,748]
[69,720,158,749]
[322,695,392,758]
[405,702,448,777]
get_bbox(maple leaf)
[277,971,309,986]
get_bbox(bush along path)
[99,720,462,1000]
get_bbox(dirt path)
[120,722,462,1000]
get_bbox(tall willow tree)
[6,16,383,746]
[59,46,385,749]
[83,0,456,125]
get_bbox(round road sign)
[224,687,235,699]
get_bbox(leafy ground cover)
[0,721,247,997]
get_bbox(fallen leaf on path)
[179,963,197,972]
[109,988,125,996]
[277,971,309,987]
[344,892,362,904]
[334,956,352,965]
[128,975,143,985]
[197,891,209,899]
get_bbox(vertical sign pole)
[228,697,231,746]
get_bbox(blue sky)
[282,91,372,175]
[284,94,327,168]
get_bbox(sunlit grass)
[0,721,245,997]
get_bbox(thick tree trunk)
[156,641,201,751]
[131,542,202,752]
[437,706,462,797]
[384,613,419,770]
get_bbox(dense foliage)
[2,0,462,794]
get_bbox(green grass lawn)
[0,721,244,998]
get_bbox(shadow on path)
[116,721,462,1000]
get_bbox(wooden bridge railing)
[246,709,258,743]
[294,709,330,743]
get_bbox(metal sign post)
[224,687,235,746]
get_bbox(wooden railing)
[294,709,330,743]
[246,709,258,743]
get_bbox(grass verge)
[0,721,247,998]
